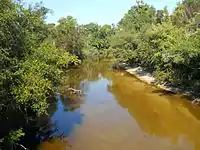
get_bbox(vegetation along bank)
[1,0,200,149]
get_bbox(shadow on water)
[151,89,177,96]
[36,60,114,149]
[151,89,194,101]
[150,88,200,120]
[123,70,195,101]
[108,72,200,150]
[47,61,113,138]
[37,60,200,150]
[29,94,84,150]
[16,93,83,150]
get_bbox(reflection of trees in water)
[12,61,114,149]
[80,80,90,95]
[17,96,59,149]
[23,93,84,149]
[59,60,113,95]
[108,73,200,150]
[44,61,114,140]
[49,94,83,138]
[37,138,70,150]
[59,95,83,112]
[0,96,58,150]
[19,115,56,149]
[39,61,108,144]
[20,93,83,149]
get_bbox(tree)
[0,1,80,149]
[83,23,115,57]
[172,0,200,28]
[118,1,156,31]
[111,0,200,92]
[54,16,85,59]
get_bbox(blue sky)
[26,0,180,25]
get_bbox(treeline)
[1,0,200,149]
[0,0,116,148]
[0,0,85,149]
[81,0,200,93]
[109,0,200,93]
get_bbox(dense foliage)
[0,0,80,149]
[82,23,115,58]
[2,0,200,149]
[110,0,200,93]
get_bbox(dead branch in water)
[15,143,29,150]
[68,88,83,95]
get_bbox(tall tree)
[54,16,85,59]
[119,0,156,31]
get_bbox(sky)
[26,0,180,25]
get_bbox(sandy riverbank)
[125,67,191,95]
[112,62,199,103]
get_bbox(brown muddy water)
[37,61,200,150]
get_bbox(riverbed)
[38,61,200,150]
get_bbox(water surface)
[38,61,200,150]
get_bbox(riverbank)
[124,66,200,104]
[39,60,200,150]
[126,67,180,93]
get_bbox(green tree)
[0,1,80,149]
[83,23,115,57]
[54,16,85,59]
[111,0,200,92]
[118,0,156,32]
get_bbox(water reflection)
[59,60,112,95]
[108,72,200,150]
[47,61,112,138]
[37,138,70,150]
[50,95,83,137]
[38,61,200,150]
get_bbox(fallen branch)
[15,143,29,150]
[68,88,83,95]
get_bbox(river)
[37,61,200,150]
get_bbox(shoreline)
[124,66,199,103]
